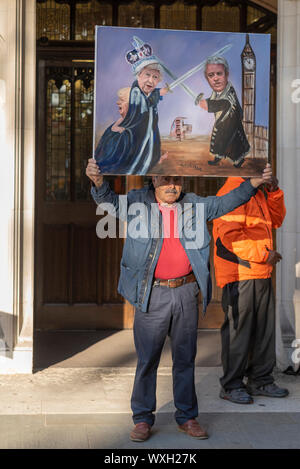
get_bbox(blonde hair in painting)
[117,87,131,103]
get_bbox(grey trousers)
[220,278,276,390]
[131,281,200,426]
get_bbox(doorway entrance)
[34,0,277,370]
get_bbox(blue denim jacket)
[91,179,257,314]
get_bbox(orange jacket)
[213,177,286,288]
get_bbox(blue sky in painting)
[94,26,270,143]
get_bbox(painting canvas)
[93,26,270,177]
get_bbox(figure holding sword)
[197,56,250,168]
[94,36,171,175]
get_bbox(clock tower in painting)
[241,34,256,156]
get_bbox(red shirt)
[154,204,192,279]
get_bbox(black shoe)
[219,387,254,404]
[233,158,245,168]
[208,157,222,166]
[246,382,289,398]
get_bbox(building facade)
[0,0,299,373]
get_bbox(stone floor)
[0,366,299,449]
[33,329,221,369]
[1,330,300,450]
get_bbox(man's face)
[137,67,161,96]
[205,64,228,93]
[152,176,183,205]
[116,97,129,118]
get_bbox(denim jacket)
[91,179,257,314]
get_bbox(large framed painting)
[93,26,270,176]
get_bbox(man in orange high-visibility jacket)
[213,176,289,404]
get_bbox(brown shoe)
[130,422,151,442]
[178,419,208,439]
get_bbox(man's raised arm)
[86,158,124,218]
[250,163,273,189]
[206,163,273,221]
[86,157,103,188]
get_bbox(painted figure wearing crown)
[94,37,169,175]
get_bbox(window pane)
[202,3,240,32]
[37,0,70,40]
[75,0,113,41]
[118,0,155,28]
[266,25,277,44]
[248,6,276,43]
[46,78,71,200]
[247,5,264,26]
[74,71,94,200]
[160,0,197,30]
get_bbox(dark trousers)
[220,278,276,390]
[131,281,199,426]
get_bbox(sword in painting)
[162,43,232,104]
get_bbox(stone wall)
[0,0,36,373]
[276,0,300,371]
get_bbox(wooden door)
[35,56,224,330]
[182,177,224,329]
[34,0,277,335]
[35,57,130,330]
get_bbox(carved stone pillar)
[276,0,300,371]
[0,0,35,372]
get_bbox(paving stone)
[0,366,299,449]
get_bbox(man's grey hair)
[136,62,164,77]
[204,56,229,75]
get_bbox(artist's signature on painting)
[178,162,203,171]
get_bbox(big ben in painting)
[241,33,256,157]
